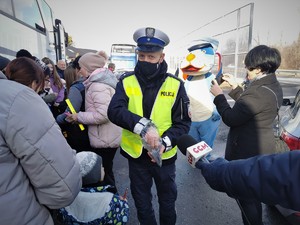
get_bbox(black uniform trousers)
[128,159,177,225]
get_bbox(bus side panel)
[0,14,56,61]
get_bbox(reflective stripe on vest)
[121,74,180,159]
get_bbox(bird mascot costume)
[180,37,222,156]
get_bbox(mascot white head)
[179,37,222,149]
[180,37,221,79]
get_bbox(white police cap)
[133,27,170,52]
[188,37,219,52]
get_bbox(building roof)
[66,46,97,59]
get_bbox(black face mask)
[137,61,160,79]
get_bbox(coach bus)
[110,44,137,73]
[0,0,68,62]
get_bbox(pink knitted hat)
[79,51,108,75]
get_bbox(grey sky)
[47,0,300,56]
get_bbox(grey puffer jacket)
[0,74,82,225]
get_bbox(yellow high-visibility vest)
[121,74,180,159]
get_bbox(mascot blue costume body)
[180,37,222,151]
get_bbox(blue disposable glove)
[195,157,229,192]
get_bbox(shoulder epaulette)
[167,73,183,83]
[119,71,134,80]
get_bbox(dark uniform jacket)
[214,74,283,160]
[107,61,191,165]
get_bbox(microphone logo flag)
[186,141,212,168]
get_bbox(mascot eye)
[193,50,206,58]
[186,53,195,61]
[202,50,206,54]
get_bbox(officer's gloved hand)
[140,121,163,167]
[195,157,228,192]
[140,122,161,150]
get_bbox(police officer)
[108,27,191,225]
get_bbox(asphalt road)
[113,78,298,225]
[113,120,291,225]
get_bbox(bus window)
[0,0,13,16]
[13,0,44,31]
[38,0,53,30]
[0,0,67,62]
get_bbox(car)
[280,89,300,150]
[275,88,300,225]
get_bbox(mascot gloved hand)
[180,37,222,158]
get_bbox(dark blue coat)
[197,150,300,211]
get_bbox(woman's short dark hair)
[244,45,281,73]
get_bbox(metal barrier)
[167,3,254,76]
[276,69,300,77]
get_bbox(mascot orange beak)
[181,52,205,74]
[181,64,205,73]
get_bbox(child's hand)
[120,188,128,201]
[119,196,127,201]
[65,112,78,123]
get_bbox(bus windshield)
[110,44,137,73]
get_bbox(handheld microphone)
[177,134,212,168]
